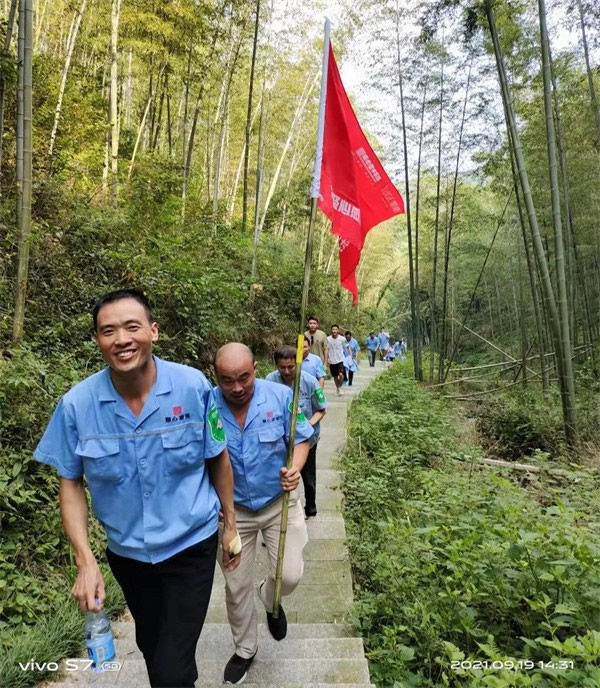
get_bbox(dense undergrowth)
[342,363,600,687]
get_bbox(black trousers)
[106,532,218,688]
[348,371,354,385]
[368,350,376,367]
[301,444,317,516]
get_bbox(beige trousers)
[218,492,308,659]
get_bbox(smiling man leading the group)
[33,289,240,688]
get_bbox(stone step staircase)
[43,361,387,688]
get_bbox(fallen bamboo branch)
[452,454,540,472]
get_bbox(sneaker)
[224,651,256,684]
[336,388,343,396]
[305,510,317,519]
[266,605,287,641]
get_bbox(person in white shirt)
[327,325,346,396]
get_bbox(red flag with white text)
[316,43,405,303]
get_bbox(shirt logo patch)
[287,400,307,424]
[208,405,226,442]
[165,410,191,423]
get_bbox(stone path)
[46,362,385,688]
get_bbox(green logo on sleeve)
[315,387,326,404]
[287,400,306,424]
[208,405,226,442]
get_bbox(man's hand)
[221,523,242,572]
[281,465,301,492]
[71,558,105,611]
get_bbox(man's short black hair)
[331,323,339,329]
[345,330,352,336]
[307,315,319,323]
[273,345,297,363]
[92,289,153,331]
[369,331,375,336]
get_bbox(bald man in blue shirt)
[34,290,239,688]
[214,343,313,685]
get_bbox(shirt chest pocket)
[161,424,204,475]
[258,424,286,464]
[77,438,122,484]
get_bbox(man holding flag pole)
[271,16,405,629]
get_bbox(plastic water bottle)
[85,603,116,672]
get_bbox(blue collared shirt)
[302,353,326,381]
[365,337,379,351]
[265,370,327,446]
[343,338,360,358]
[214,379,314,511]
[378,332,390,349]
[34,356,226,563]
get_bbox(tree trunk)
[251,89,266,281]
[430,46,444,383]
[127,95,152,180]
[228,99,260,223]
[509,137,548,392]
[538,0,577,440]
[110,0,121,207]
[395,5,420,381]
[213,33,243,223]
[439,57,472,381]
[258,72,317,233]
[182,31,219,222]
[518,236,528,387]
[125,47,132,128]
[414,63,429,381]
[242,0,260,233]
[486,1,575,443]
[0,0,17,178]
[12,0,32,343]
[15,0,23,228]
[576,0,600,149]
[33,0,48,53]
[47,0,87,163]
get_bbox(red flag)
[317,43,405,303]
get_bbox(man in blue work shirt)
[342,330,360,386]
[34,290,240,688]
[365,332,379,367]
[214,343,313,685]
[378,327,390,361]
[267,345,327,518]
[301,338,326,388]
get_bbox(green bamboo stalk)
[485,1,575,444]
[12,0,32,343]
[538,0,577,440]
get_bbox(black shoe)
[305,510,317,519]
[224,651,256,684]
[266,605,287,641]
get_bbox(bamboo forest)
[1,0,600,687]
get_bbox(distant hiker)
[214,343,313,685]
[342,330,360,386]
[304,315,328,366]
[267,345,327,519]
[378,327,390,361]
[327,324,346,396]
[365,332,379,367]
[393,338,406,361]
[33,289,239,688]
[302,338,326,389]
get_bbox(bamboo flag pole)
[272,17,330,619]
